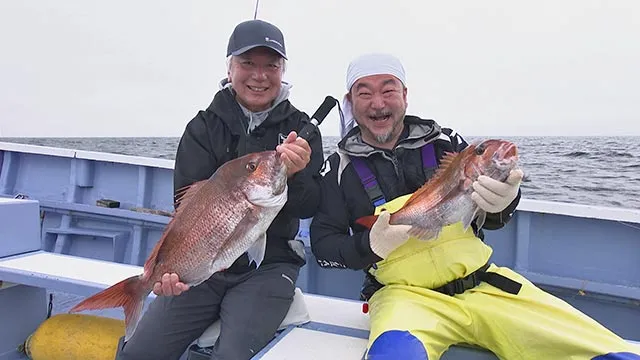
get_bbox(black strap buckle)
[439,282,455,296]
[437,272,482,296]
[434,263,493,296]
[460,274,480,291]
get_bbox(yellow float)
[21,314,124,360]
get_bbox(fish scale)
[68,150,289,341]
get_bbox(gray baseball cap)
[226,19,287,59]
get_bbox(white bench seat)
[303,293,369,330]
[255,327,368,360]
[0,250,147,298]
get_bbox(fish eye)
[475,144,486,155]
[246,162,257,171]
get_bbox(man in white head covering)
[310,53,636,359]
[339,53,407,141]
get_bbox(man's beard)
[373,129,396,144]
[361,111,405,146]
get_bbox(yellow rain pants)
[364,194,640,360]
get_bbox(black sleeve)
[443,128,521,229]
[173,113,217,206]
[279,113,324,219]
[482,189,521,230]
[309,156,382,270]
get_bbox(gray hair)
[226,55,287,75]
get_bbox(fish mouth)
[271,152,287,195]
[272,171,287,195]
[493,158,518,171]
[492,143,518,169]
[502,143,518,158]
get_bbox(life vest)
[349,142,438,207]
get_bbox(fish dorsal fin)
[439,151,458,170]
[173,180,207,210]
[403,150,464,209]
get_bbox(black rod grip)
[298,96,338,141]
[310,96,338,125]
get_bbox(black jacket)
[309,116,521,271]
[173,87,324,273]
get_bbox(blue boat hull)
[1,142,639,359]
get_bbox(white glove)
[369,211,412,259]
[471,169,523,213]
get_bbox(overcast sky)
[1,0,638,138]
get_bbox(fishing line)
[253,0,260,19]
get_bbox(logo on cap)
[265,37,283,48]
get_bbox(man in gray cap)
[116,19,324,360]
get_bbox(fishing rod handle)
[298,96,338,141]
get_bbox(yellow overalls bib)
[364,194,639,360]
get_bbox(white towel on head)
[339,94,354,138]
[345,53,407,91]
[339,53,407,138]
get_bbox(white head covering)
[339,53,407,138]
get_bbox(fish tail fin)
[68,275,150,341]
[355,214,379,229]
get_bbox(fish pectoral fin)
[474,210,487,230]
[208,210,262,275]
[461,207,486,231]
[247,233,267,268]
[408,226,440,241]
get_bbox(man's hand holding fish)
[471,168,524,214]
[152,272,189,296]
[368,211,412,259]
[276,130,312,177]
